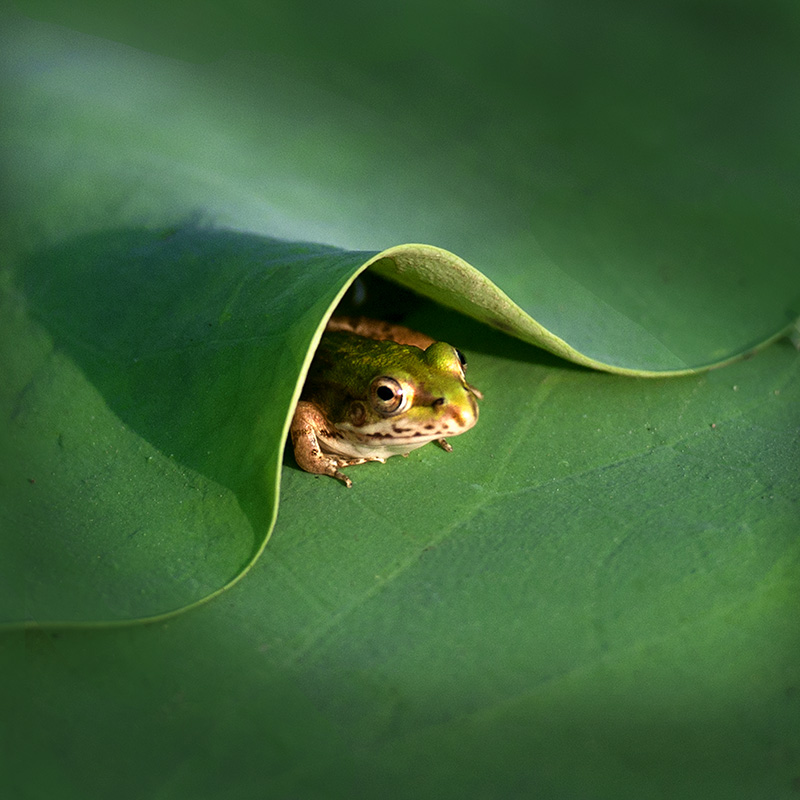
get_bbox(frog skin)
[290,316,482,487]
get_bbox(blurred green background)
[5,0,800,366]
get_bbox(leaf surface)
[2,3,800,798]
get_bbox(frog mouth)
[365,404,478,444]
[329,387,479,459]
[363,425,446,445]
[320,423,442,460]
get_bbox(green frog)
[291,317,482,487]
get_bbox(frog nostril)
[433,397,445,408]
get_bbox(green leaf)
[4,328,799,798]
[2,228,371,622]
[3,3,800,799]
[7,226,796,625]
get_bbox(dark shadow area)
[338,270,592,370]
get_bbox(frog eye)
[369,377,410,416]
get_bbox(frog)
[290,316,482,487]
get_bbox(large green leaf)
[3,3,800,798]
[4,320,799,798]
[2,228,368,622]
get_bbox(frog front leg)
[291,401,383,488]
